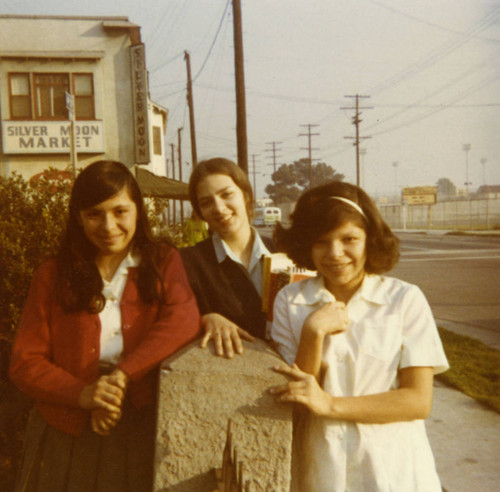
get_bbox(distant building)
[476,185,500,199]
[255,198,273,207]
[0,14,167,180]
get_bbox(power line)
[370,70,500,138]
[368,1,500,44]
[368,8,500,97]
[193,0,231,81]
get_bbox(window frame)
[72,73,95,120]
[8,72,33,120]
[152,126,162,156]
[7,71,96,121]
[33,72,70,121]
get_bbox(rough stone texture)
[154,338,293,492]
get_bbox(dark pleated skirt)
[15,401,156,492]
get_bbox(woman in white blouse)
[270,181,448,492]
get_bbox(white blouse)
[211,228,271,296]
[98,252,140,364]
[271,274,449,492]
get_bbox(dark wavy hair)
[56,160,166,312]
[275,181,399,274]
[188,157,254,221]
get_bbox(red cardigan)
[9,245,200,436]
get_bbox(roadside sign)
[401,186,437,205]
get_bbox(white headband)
[329,196,367,219]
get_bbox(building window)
[152,126,162,155]
[9,73,32,119]
[73,73,95,119]
[34,73,69,119]
[8,72,95,121]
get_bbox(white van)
[254,207,282,226]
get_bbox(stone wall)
[154,339,294,491]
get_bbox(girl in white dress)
[270,181,448,492]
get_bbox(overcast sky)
[3,0,500,199]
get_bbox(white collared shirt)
[98,251,140,364]
[211,228,271,296]
[271,274,449,491]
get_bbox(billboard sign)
[401,186,437,205]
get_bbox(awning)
[135,167,189,200]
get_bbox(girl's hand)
[303,302,349,338]
[91,407,122,436]
[200,313,255,358]
[78,373,126,412]
[108,368,129,391]
[270,364,334,417]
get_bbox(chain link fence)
[379,196,500,230]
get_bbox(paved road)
[391,232,500,347]
[261,227,500,346]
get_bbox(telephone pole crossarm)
[299,124,320,189]
[265,141,282,174]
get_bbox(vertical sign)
[130,43,150,164]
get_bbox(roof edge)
[0,14,130,21]
[0,50,105,60]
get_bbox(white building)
[0,15,168,180]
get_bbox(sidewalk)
[426,320,500,492]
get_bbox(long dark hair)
[275,181,400,274]
[56,160,165,312]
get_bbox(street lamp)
[359,148,367,189]
[480,158,487,187]
[392,161,398,201]
[463,144,471,195]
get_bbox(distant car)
[254,206,282,226]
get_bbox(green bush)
[0,170,72,491]
[0,172,70,355]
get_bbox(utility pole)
[232,0,248,174]
[165,157,171,226]
[392,161,399,199]
[265,141,282,204]
[299,124,320,188]
[342,95,372,186]
[184,51,198,167]
[463,144,471,195]
[178,127,184,225]
[265,141,282,174]
[480,158,487,186]
[251,154,260,200]
[170,143,176,226]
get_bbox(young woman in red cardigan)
[10,160,200,492]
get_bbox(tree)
[0,169,72,490]
[265,158,344,203]
[436,177,457,197]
